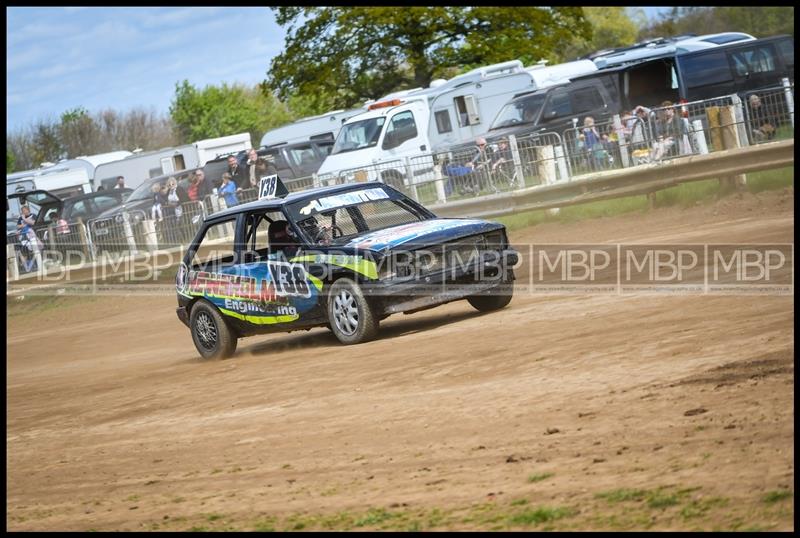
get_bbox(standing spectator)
[187,169,212,201]
[581,116,608,170]
[748,94,776,142]
[150,182,166,222]
[163,176,189,245]
[227,154,247,187]
[17,205,42,272]
[114,176,126,189]
[245,148,278,189]
[218,172,239,208]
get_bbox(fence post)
[553,145,569,182]
[782,77,794,128]
[719,105,747,191]
[433,158,447,204]
[312,172,320,189]
[613,114,630,168]
[122,212,139,256]
[508,135,525,189]
[78,218,95,262]
[7,243,19,281]
[403,157,419,201]
[731,94,750,148]
[691,120,709,155]
[706,106,723,151]
[142,219,159,251]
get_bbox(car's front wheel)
[189,300,238,359]
[327,278,379,345]
[467,271,514,312]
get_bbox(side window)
[434,110,453,133]
[286,145,316,167]
[570,87,604,114]
[189,219,237,271]
[776,38,794,70]
[544,90,572,119]
[680,51,733,88]
[382,111,418,150]
[70,200,89,218]
[242,211,286,255]
[93,195,121,212]
[316,143,334,156]
[454,95,480,126]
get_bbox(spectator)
[748,94,776,142]
[17,205,42,272]
[443,137,490,195]
[580,116,608,170]
[164,176,189,218]
[218,172,239,208]
[114,176,126,189]
[227,154,247,187]
[245,148,277,189]
[150,182,166,222]
[490,138,512,173]
[186,168,208,202]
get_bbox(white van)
[316,59,599,187]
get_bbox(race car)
[176,180,518,359]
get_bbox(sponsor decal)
[299,188,389,215]
[348,219,488,250]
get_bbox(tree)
[59,106,101,159]
[563,7,639,59]
[7,150,15,173]
[266,7,590,110]
[170,80,294,146]
[638,7,794,41]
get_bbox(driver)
[268,220,300,259]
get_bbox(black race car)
[176,180,518,359]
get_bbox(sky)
[6,6,673,134]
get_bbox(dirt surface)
[7,188,794,531]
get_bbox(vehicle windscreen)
[331,117,386,155]
[127,179,159,202]
[490,93,547,130]
[286,187,430,246]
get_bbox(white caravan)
[316,59,598,187]
[194,132,252,166]
[259,108,367,148]
[7,164,92,217]
[92,144,200,191]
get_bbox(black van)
[473,34,794,145]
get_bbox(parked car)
[175,180,518,359]
[7,188,132,231]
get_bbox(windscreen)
[331,117,386,155]
[490,93,547,130]
[286,187,430,246]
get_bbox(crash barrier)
[5,84,795,281]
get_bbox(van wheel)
[327,278,379,345]
[190,300,238,359]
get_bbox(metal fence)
[7,81,795,280]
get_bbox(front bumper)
[176,306,189,327]
[364,247,518,315]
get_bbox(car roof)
[205,181,393,223]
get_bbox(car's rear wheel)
[327,278,379,345]
[190,300,238,359]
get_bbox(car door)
[228,210,326,327]
[727,42,784,94]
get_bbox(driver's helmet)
[268,220,299,257]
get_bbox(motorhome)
[316,59,598,186]
[259,108,367,148]
[194,132,251,167]
[92,144,200,191]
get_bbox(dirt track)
[7,189,794,531]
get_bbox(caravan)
[92,145,200,191]
[316,59,598,187]
[259,108,367,148]
[193,133,252,167]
